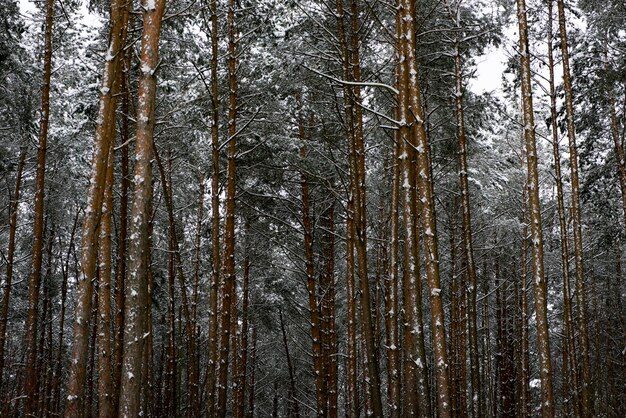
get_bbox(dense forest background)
[0,0,624,416]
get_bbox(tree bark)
[516,0,555,415]
[22,0,54,414]
[399,0,452,414]
[546,3,580,414]
[0,147,26,393]
[118,1,165,416]
[65,0,129,414]
[555,2,592,414]
[215,0,238,413]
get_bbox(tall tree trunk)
[97,133,116,417]
[0,147,26,393]
[247,324,257,418]
[154,146,199,417]
[113,45,131,414]
[445,3,481,414]
[205,0,221,412]
[118,1,166,416]
[322,204,338,417]
[335,1,358,412]
[347,2,384,413]
[234,228,251,418]
[297,99,326,417]
[22,0,54,414]
[215,0,238,413]
[516,0,555,415]
[279,311,300,418]
[385,132,401,417]
[400,0,452,414]
[546,3,580,414]
[555,2,592,414]
[65,0,129,414]
[396,2,431,415]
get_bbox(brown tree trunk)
[247,324,257,418]
[322,204,338,417]
[118,1,166,416]
[546,3,580,414]
[516,0,555,415]
[112,45,131,414]
[0,147,26,393]
[22,0,54,414]
[154,146,199,417]
[555,2,592,414]
[234,229,251,418]
[396,3,432,415]
[297,99,326,417]
[215,0,238,413]
[399,0,452,414]
[518,143,531,418]
[335,1,359,412]
[279,311,300,418]
[65,0,129,414]
[346,2,384,413]
[97,133,116,417]
[205,0,221,412]
[385,132,401,418]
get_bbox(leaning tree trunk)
[516,0,555,415]
[22,0,54,414]
[65,0,129,414]
[118,1,166,416]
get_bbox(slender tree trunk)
[22,0,54,414]
[335,2,359,411]
[385,131,401,417]
[0,147,26,393]
[247,324,257,418]
[205,0,222,412]
[516,0,555,415]
[279,311,300,418]
[322,204,338,417]
[97,132,116,417]
[297,98,326,417]
[399,0,452,414]
[113,45,131,414]
[518,142,531,418]
[555,2,592,415]
[51,210,79,416]
[154,146,199,417]
[118,1,166,416]
[396,3,432,415]
[546,3,580,414]
[215,0,238,413]
[445,4,481,414]
[234,229,251,418]
[65,0,129,414]
[345,2,384,413]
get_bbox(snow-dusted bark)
[396,2,431,415]
[556,2,592,414]
[118,1,165,416]
[516,0,555,415]
[205,0,222,413]
[0,148,26,394]
[399,0,452,414]
[546,3,580,414]
[215,0,238,413]
[22,0,54,414]
[65,0,130,415]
